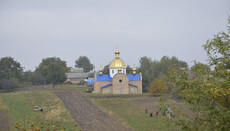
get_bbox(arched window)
[112,70,114,74]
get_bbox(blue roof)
[129,84,138,87]
[87,79,94,84]
[127,74,141,81]
[97,74,112,81]
[97,74,141,81]
[101,84,112,88]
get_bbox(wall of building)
[93,81,111,93]
[93,72,142,94]
[129,80,142,94]
[101,86,112,94]
[112,73,129,94]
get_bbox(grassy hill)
[0,91,79,130]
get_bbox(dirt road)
[54,90,128,131]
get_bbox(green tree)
[36,57,68,85]
[126,65,133,74]
[138,56,154,92]
[0,57,23,81]
[167,18,230,130]
[75,56,94,72]
[138,56,187,92]
[47,63,67,89]
[102,64,110,74]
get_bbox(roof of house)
[129,84,138,87]
[126,74,141,81]
[97,74,112,81]
[66,72,91,79]
[96,74,141,81]
[101,84,112,88]
[86,78,94,84]
[70,68,84,73]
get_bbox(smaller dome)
[115,49,120,55]
[133,67,136,71]
[99,67,103,74]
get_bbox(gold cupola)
[133,66,137,74]
[109,49,126,69]
[99,66,103,74]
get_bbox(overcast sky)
[0,0,230,71]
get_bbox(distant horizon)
[1,0,229,71]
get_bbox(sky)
[0,0,230,71]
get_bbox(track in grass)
[54,90,128,131]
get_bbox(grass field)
[0,85,191,131]
[90,97,176,131]
[0,91,79,130]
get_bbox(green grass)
[0,91,80,130]
[91,98,176,131]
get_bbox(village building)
[93,49,142,94]
[65,68,93,84]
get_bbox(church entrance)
[120,87,122,94]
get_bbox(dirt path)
[54,90,128,131]
[0,111,10,131]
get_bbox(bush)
[148,79,168,96]
[0,78,19,91]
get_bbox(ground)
[0,85,194,131]
[54,90,128,131]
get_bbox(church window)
[112,70,114,74]
[106,87,109,92]
[119,79,122,83]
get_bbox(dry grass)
[0,91,79,130]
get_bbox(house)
[65,68,92,84]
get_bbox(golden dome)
[109,49,126,68]
[133,67,136,71]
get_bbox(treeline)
[137,56,187,92]
[0,56,94,90]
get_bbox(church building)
[93,49,142,94]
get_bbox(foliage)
[148,79,168,96]
[0,57,23,81]
[36,57,68,85]
[23,70,44,85]
[166,18,230,130]
[126,65,133,74]
[138,56,187,92]
[0,78,19,90]
[138,57,154,92]
[47,63,67,88]
[102,64,109,74]
[75,56,94,72]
